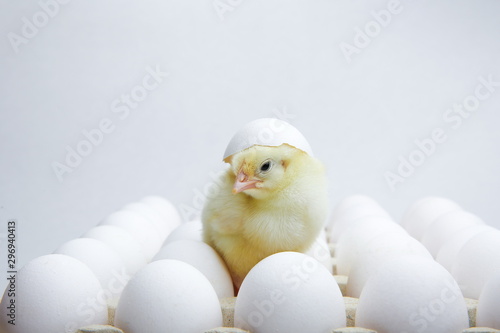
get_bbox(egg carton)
[77,293,497,333]
[75,243,499,333]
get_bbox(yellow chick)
[202,143,328,289]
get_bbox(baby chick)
[202,143,328,289]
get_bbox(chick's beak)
[233,170,260,194]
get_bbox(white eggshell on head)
[54,238,130,303]
[436,225,495,272]
[101,209,163,260]
[304,234,332,273]
[152,240,234,298]
[452,229,500,299]
[223,118,313,160]
[234,252,345,332]
[115,259,222,333]
[335,218,406,275]
[477,269,500,329]
[402,197,461,240]
[163,220,203,245]
[421,210,485,257]
[356,256,469,333]
[123,202,169,241]
[0,254,107,333]
[82,225,148,276]
[328,204,391,243]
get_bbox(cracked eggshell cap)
[223,118,313,161]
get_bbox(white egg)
[335,218,405,275]
[163,220,203,245]
[141,195,182,232]
[402,197,461,240]
[327,204,391,243]
[234,252,345,332]
[347,253,398,298]
[223,118,313,161]
[0,254,107,333]
[114,260,222,333]
[476,269,500,329]
[327,194,381,232]
[356,256,469,333]
[123,201,169,241]
[436,225,494,272]
[100,209,163,260]
[152,240,234,298]
[359,231,432,261]
[317,228,328,242]
[82,225,148,276]
[451,229,500,299]
[346,234,432,298]
[54,238,130,304]
[420,210,485,257]
[304,233,332,273]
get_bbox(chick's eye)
[260,160,272,173]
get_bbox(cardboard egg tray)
[77,243,500,333]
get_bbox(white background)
[1,0,499,292]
